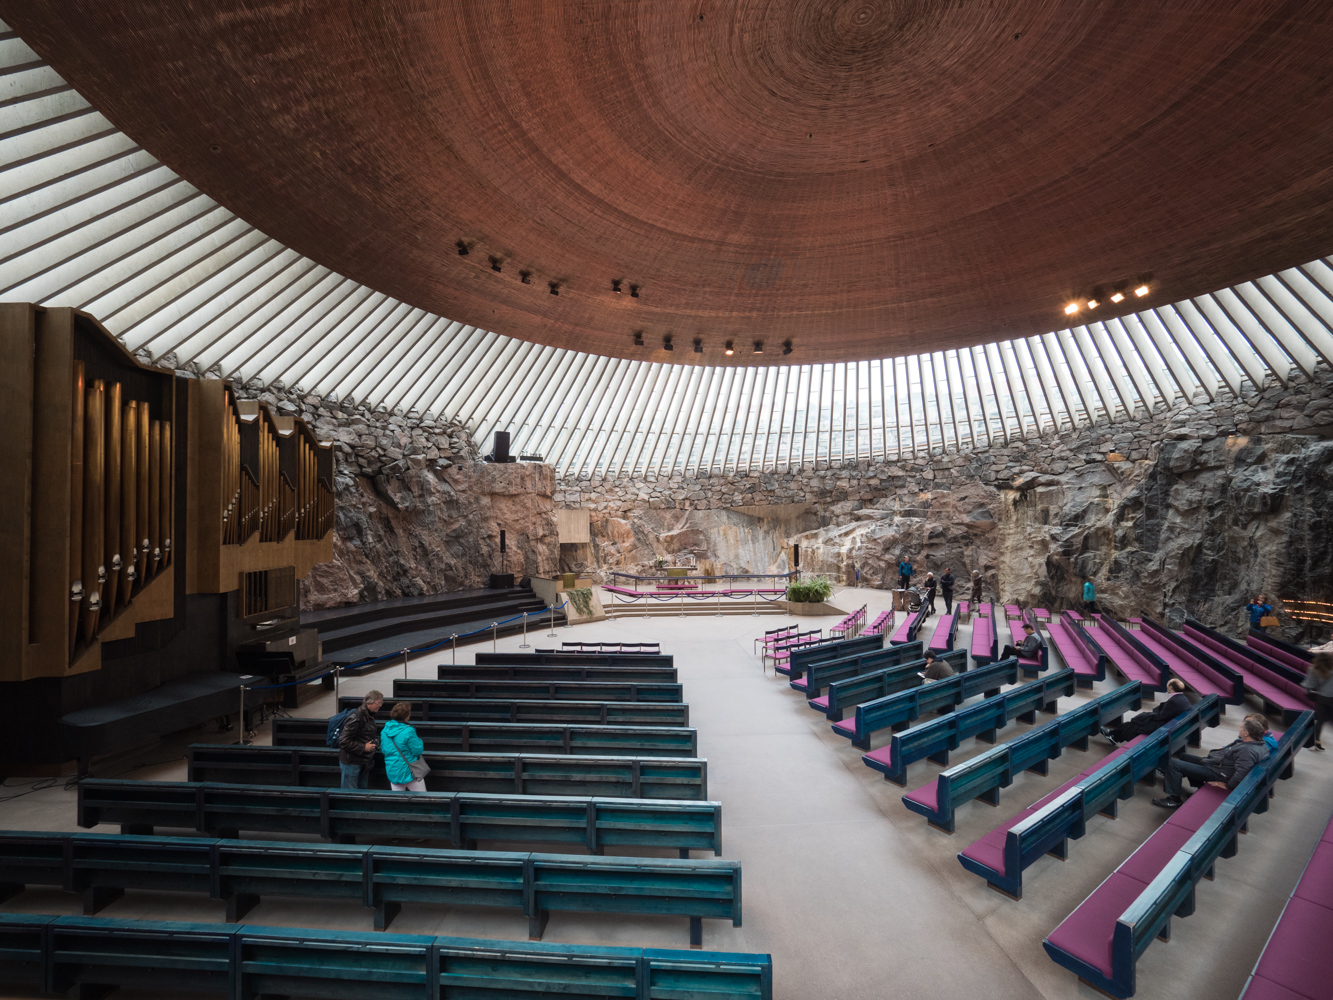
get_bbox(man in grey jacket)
[1152,716,1269,808]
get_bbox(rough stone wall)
[554,370,1333,634]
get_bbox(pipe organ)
[1,304,334,769]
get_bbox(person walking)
[897,557,914,592]
[1246,594,1274,633]
[940,568,956,615]
[1082,578,1097,615]
[970,571,983,605]
[382,701,429,791]
[1152,716,1269,808]
[1302,652,1333,751]
[922,572,938,616]
[337,690,382,789]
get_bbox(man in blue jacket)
[1082,578,1097,614]
[897,558,913,592]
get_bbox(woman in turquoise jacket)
[381,702,427,791]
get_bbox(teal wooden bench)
[0,831,742,945]
[831,657,1020,750]
[187,744,708,799]
[1044,711,1312,997]
[77,780,723,857]
[0,915,772,999]
[902,682,1143,832]
[862,668,1075,785]
[336,695,689,727]
[779,632,884,679]
[957,694,1222,898]
[434,662,678,683]
[393,678,684,702]
[790,640,924,698]
[272,718,698,757]
[812,648,968,722]
[475,651,675,668]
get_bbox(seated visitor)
[1100,678,1190,744]
[999,623,1041,661]
[921,651,954,681]
[382,701,429,792]
[337,689,383,789]
[1152,716,1269,808]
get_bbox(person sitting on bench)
[1100,679,1190,744]
[1000,623,1040,662]
[1152,716,1269,809]
[920,651,955,681]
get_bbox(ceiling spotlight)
[612,278,622,294]
[724,341,734,356]
[633,330,644,346]
[1110,292,1125,303]
[549,281,560,295]
[1087,299,1099,309]
[519,270,532,284]
[753,341,764,354]
[693,338,703,354]
[489,256,502,272]
[1064,302,1080,316]
[456,241,470,256]
[1134,284,1150,297]
[663,335,673,352]
[782,340,793,356]
[629,284,640,298]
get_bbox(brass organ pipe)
[148,420,160,573]
[69,361,85,654]
[120,400,137,607]
[136,404,149,585]
[160,420,171,565]
[80,380,105,644]
[103,381,122,614]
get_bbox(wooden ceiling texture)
[7,0,1333,366]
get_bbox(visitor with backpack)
[382,702,429,791]
[336,690,383,788]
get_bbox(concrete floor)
[1,585,1329,1000]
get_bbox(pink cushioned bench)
[1243,810,1333,1000]
[1047,615,1103,685]
[1007,616,1046,673]
[971,608,997,666]
[1129,617,1242,704]
[1004,605,1022,619]
[927,612,958,654]
[1246,632,1312,676]
[1182,622,1311,719]
[1094,614,1169,694]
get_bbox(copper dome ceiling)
[6,1,1333,365]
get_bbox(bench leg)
[374,900,401,931]
[1187,729,1202,748]
[119,824,152,836]
[336,834,357,845]
[1047,838,1068,861]
[216,827,240,840]
[689,917,702,949]
[226,893,260,922]
[464,839,478,851]
[82,885,124,915]
[528,909,549,941]
[1025,759,1050,776]
[979,787,1001,806]
[1017,710,1036,725]
[75,985,117,1000]
[678,848,691,859]
[0,882,21,904]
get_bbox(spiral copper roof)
[6,1,1333,366]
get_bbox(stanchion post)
[752,588,759,616]
[238,684,247,745]
[547,606,557,637]
[492,622,498,651]
[402,648,410,679]
[451,634,458,664]
[520,612,531,649]
[715,589,722,617]
[334,665,341,703]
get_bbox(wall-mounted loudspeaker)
[793,543,800,569]
[492,431,511,463]
[499,529,507,554]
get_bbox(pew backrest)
[400,678,683,702]
[336,696,689,728]
[843,658,1019,750]
[785,633,885,679]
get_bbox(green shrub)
[567,587,594,617]
[786,576,832,603]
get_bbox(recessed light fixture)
[489,256,502,272]
[753,341,764,354]
[629,284,640,298]
[1134,284,1150,297]
[724,341,734,356]
[633,331,644,346]
[549,281,560,296]
[1087,299,1099,309]
[456,241,470,256]
[612,278,622,294]
[519,270,532,284]
[663,335,673,351]
[1110,292,1125,303]
[693,338,703,354]
[782,340,793,356]
[1064,303,1080,316]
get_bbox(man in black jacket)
[1101,679,1191,744]
[940,568,956,615]
[1152,716,1269,808]
[1000,623,1041,662]
[338,689,383,789]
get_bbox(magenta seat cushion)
[809,695,830,709]
[863,745,894,767]
[1254,896,1333,999]
[1165,785,1228,832]
[1321,821,1333,846]
[833,718,856,735]
[1240,974,1312,1000]
[790,677,807,690]
[1117,823,1194,884]
[1045,872,1149,977]
[960,820,1019,872]
[1293,842,1333,906]
[904,783,938,810]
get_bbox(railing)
[610,570,796,591]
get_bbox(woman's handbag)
[1259,615,1279,628]
[386,732,431,780]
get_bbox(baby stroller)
[905,586,925,613]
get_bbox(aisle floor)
[1,586,1329,1000]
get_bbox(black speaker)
[793,543,800,569]
[493,431,511,463]
[499,530,507,554]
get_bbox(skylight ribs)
[1258,271,1333,370]
[1204,289,1296,384]
[1228,282,1320,378]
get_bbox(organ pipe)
[160,420,171,566]
[136,403,149,588]
[103,381,121,613]
[120,400,137,608]
[68,361,84,655]
[80,380,104,644]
